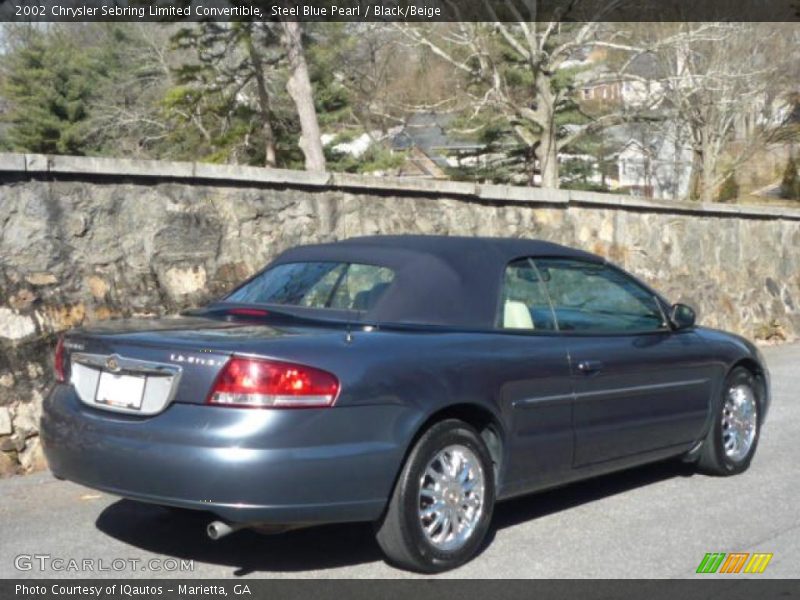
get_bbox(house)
[576,52,665,110]
[569,50,691,199]
[606,122,693,200]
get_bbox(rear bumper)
[41,385,417,524]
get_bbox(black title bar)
[1,0,799,22]
[5,580,800,600]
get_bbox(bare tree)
[632,23,798,202]
[396,5,642,188]
[324,23,411,133]
[85,23,178,157]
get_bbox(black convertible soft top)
[271,235,603,329]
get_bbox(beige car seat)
[503,300,534,329]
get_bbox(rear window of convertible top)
[225,262,395,312]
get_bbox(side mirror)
[670,303,696,330]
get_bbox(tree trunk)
[280,21,332,234]
[688,148,703,201]
[281,21,326,172]
[526,144,537,187]
[533,73,560,189]
[246,31,277,168]
[263,122,277,168]
[537,131,560,189]
[701,151,717,203]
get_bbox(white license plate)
[95,372,146,410]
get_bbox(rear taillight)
[54,336,66,383]
[207,358,339,408]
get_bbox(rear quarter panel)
[242,328,575,499]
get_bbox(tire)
[697,367,761,476]
[375,419,496,573]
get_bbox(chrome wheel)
[418,444,486,552]
[721,384,757,462]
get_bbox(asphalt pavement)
[1,343,798,579]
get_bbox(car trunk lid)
[63,314,342,413]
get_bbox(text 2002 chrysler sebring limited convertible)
[42,236,770,572]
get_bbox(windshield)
[224,262,395,312]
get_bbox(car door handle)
[577,360,604,374]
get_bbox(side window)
[534,259,666,333]
[499,259,556,331]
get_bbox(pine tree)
[166,22,289,167]
[1,26,102,154]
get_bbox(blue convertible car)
[42,235,769,572]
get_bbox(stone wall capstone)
[1,152,799,476]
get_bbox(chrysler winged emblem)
[106,355,121,373]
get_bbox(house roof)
[576,52,666,86]
[625,53,665,80]
[390,113,482,160]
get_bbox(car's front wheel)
[697,367,761,476]
[375,419,495,573]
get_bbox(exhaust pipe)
[206,520,245,540]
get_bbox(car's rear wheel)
[697,367,761,476]
[375,419,495,573]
